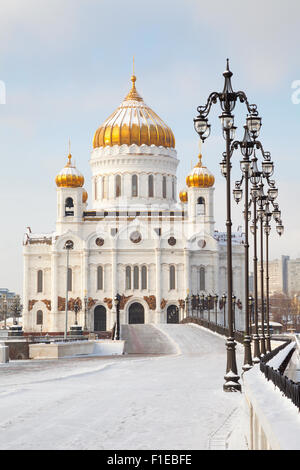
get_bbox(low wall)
[243,342,300,450]
[2,340,30,360]
[93,340,125,356]
[29,341,95,359]
[29,339,125,359]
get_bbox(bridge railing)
[259,340,300,411]
[180,316,244,344]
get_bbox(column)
[155,247,162,323]
[51,251,59,331]
[110,245,117,329]
[82,249,89,328]
[23,251,30,331]
[184,248,190,296]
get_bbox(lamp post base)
[260,336,266,356]
[223,337,242,392]
[252,334,261,363]
[242,335,253,371]
[265,334,271,353]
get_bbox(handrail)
[259,341,300,410]
[180,316,244,344]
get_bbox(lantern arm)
[236,90,259,116]
[196,91,220,118]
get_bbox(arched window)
[94,178,98,200]
[37,270,43,293]
[67,268,72,292]
[97,266,103,290]
[133,266,139,289]
[162,176,167,198]
[132,175,138,197]
[65,197,74,208]
[65,197,74,216]
[169,265,176,290]
[200,267,205,291]
[197,197,205,215]
[126,266,131,290]
[148,175,154,197]
[172,178,175,200]
[141,266,147,290]
[37,310,43,325]
[115,175,121,198]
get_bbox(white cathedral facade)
[23,74,245,333]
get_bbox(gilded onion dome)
[179,189,188,203]
[82,189,88,203]
[186,153,215,188]
[93,75,175,149]
[55,154,84,188]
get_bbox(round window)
[95,237,104,247]
[130,231,142,244]
[197,239,206,249]
[168,237,176,246]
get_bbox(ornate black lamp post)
[214,294,218,325]
[3,295,7,330]
[74,300,79,326]
[207,294,212,323]
[249,295,254,334]
[222,293,227,328]
[114,293,121,340]
[264,201,272,352]
[250,157,262,363]
[257,184,267,356]
[196,294,200,318]
[200,293,205,319]
[84,293,88,331]
[194,60,261,392]
[64,240,74,340]
[232,295,236,331]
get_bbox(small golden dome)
[179,189,188,203]
[55,154,84,188]
[186,154,215,188]
[93,75,175,149]
[82,189,88,203]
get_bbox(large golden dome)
[55,154,84,188]
[93,75,175,149]
[186,154,215,188]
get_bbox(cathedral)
[23,73,245,333]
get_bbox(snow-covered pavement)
[0,324,244,450]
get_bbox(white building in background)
[23,74,245,333]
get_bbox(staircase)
[121,324,177,354]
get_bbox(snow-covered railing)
[259,340,300,410]
[181,316,244,344]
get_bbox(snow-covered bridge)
[0,324,245,450]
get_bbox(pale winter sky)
[1,0,300,294]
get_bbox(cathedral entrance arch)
[167,305,179,324]
[128,302,145,324]
[94,305,107,331]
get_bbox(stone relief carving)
[143,295,156,310]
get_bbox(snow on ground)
[0,325,244,450]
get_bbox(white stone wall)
[23,142,245,333]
